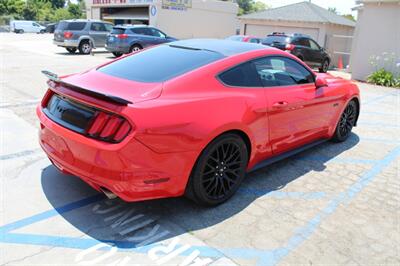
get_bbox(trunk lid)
[60,69,163,105]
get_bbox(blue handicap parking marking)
[1,140,399,265]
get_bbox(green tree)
[236,0,269,15]
[51,0,66,9]
[0,0,25,17]
[67,2,82,18]
[50,7,72,21]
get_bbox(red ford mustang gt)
[37,39,360,206]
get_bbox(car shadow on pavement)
[55,50,111,56]
[41,133,360,249]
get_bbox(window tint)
[98,45,224,83]
[298,38,310,47]
[262,36,289,45]
[309,39,320,50]
[66,22,86,31]
[219,62,262,87]
[90,22,106,31]
[253,56,314,87]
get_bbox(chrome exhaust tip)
[100,187,118,200]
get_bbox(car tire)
[319,59,329,73]
[112,52,123,57]
[331,100,358,143]
[78,40,92,55]
[185,133,249,206]
[66,47,77,54]
[129,44,142,53]
[18,29,24,34]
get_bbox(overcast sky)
[261,0,357,15]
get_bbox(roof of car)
[62,19,106,23]
[167,39,268,57]
[113,24,151,29]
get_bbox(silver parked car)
[53,19,113,54]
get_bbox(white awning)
[103,9,149,20]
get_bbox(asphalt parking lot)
[0,33,399,266]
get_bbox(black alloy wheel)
[186,134,248,206]
[332,100,358,142]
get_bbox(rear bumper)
[105,43,130,54]
[37,105,197,202]
[54,39,79,48]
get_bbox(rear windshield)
[98,45,225,83]
[111,28,125,34]
[58,22,86,31]
[262,36,290,45]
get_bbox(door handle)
[272,101,288,108]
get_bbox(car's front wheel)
[319,59,329,73]
[331,100,358,142]
[186,133,249,206]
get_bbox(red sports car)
[37,39,360,206]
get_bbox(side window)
[67,22,86,31]
[33,22,39,27]
[298,38,310,47]
[253,56,314,87]
[150,28,166,38]
[249,38,260,44]
[219,62,262,87]
[90,22,106,31]
[104,23,113,32]
[131,28,146,35]
[309,39,320,50]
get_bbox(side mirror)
[315,77,328,89]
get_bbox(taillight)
[87,111,132,143]
[116,34,128,39]
[64,31,73,39]
[41,89,54,107]
[285,44,295,51]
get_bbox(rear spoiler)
[41,70,133,106]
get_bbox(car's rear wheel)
[186,134,249,206]
[66,47,77,54]
[319,59,329,73]
[129,44,142,53]
[112,52,123,57]
[331,100,358,142]
[79,40,92,55]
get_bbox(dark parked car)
[226,35,262,44]
[105,25,177,57]
[262,32,331,73]
[46,23,58,33]
[54,19,113,54]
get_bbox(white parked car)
[10,20,46,33]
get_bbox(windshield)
[98,45,225,83]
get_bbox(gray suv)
[105,25,177,57]
[54,20,113,54]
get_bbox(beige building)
[350,0,400,81]
[238,1,356,67]
[84,0,238,39]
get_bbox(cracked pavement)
[0,33,399,266]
